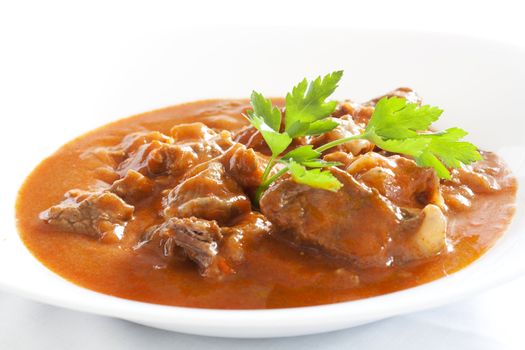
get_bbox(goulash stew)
[17,74,517,309]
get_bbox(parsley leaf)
[426,128,482,168]
[300,159,343,168]
[248,91,282,131]
[362,97,481,179]
[248,115,292,156]
[285,160,343,192]
[304,118,340,136]
[378,127,482,178]
[281,146,341,168]
[281,145,320,162]
[285,71,343,138]
[246,92,292,156]
[366,96,443,139]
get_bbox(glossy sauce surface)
[16,100,517,309]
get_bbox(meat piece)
[441,183,475,211]
[221,212,272,237]
[311,116,373,156]
[233,125,271,155]
[260,168,446,267]
[39,189,134,241]
[116,131,174,156]
[221,212,272,263]
[365,87,422,107]
[81,131,173,169]
[116,139,195,177]
[118,140,214,178]
[219,143,268,190]
[333,88,422,126]
[93,166,121,184]
[447,151,505,193]
[333,101,375,125]
[170,122,217,142]
[346,153,443,209]
[144,217,225,277]
[170,122,234,152]
[322,151,355,168]
[163,162,251,225]
[260,168,405,267]
[80,132,176,186]
[140,214,272,278]
[110,169,155,202]
[117,124,233,178]
[441,151,513,211]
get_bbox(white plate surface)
[0,28,524,338]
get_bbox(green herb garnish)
[316,96,482,179]
[245,71,482,203]
[285,71,343,138]
[247,72,343,200]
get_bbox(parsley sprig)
[285,71,343,138]
[315,96,482,178]
[245,71,482,203]
[247,71,344,200]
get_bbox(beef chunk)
[170,122,234,157]
[322,151,355,168]
[441,151,513,211]
[110,169,155,202]
[440,183,474,211]
[40,189,134,240]
[117,123,233,178]
[219,143,268,190]
[333,101,375,125]
[117,140,215,178]
[346,153,443,209]
[145,217,225,277]
[80,134,172,184]
[233,125,271,155]
[163,162,251,224]
[116,140,194,177]
[141,214,272,278]
[447,151,506,194]
[334,88,422,126]
[311,116,373,156]
[220,212,272,263]
[365,87,422,107]
[260,168,445,267]
[118,131,174,155]
[260,168,406,267]
[170,122,219,142]
[119,141,199,177]
[83,131,173,169]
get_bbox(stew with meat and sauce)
[16,79,517,309]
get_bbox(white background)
[1,0,525,349]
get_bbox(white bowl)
[1,28,524,338]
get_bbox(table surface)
[1,1,524,349]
